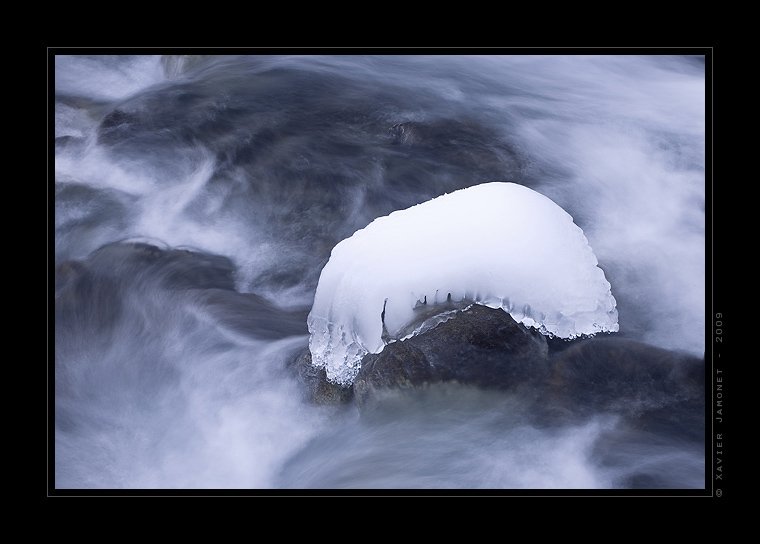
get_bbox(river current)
[52,53,707,492]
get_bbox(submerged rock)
[353,304,550,412]
[192,289,308,340]
[55,241,307,341]
[86,241,238,291]
[55,241,237,337]
[541,336,705,425]
[54,258,122,334]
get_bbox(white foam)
[54,55,166,102]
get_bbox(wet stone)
[353,304,550,413]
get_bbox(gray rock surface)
[353,304,550,412]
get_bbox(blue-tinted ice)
[307,182,619,385]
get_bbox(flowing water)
[52,53,707,492]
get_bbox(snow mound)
[307,182,618,385]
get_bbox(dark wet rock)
[353,304,550,413]
[630,395,705,444]
[288,348,354,406]
[54,258,122,334]
[55,242,233,338]
[386,117,513,162]
[86,241,237,291]
[192,289,308,340]
[55,135,84,152]
[54,241,306,343]
[542,336,705,421]
[97,108,144,146]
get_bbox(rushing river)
[52,53,707,492]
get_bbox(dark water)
[52,54,706,491]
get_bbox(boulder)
[353,304,550,412]
[55,241,236,332]
[55,241,308,342]
[54,258,122,334]
[86,241,238,291]
[541,336,705,422]
[192,289,308,340]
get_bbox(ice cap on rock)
[307,182,618,385]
